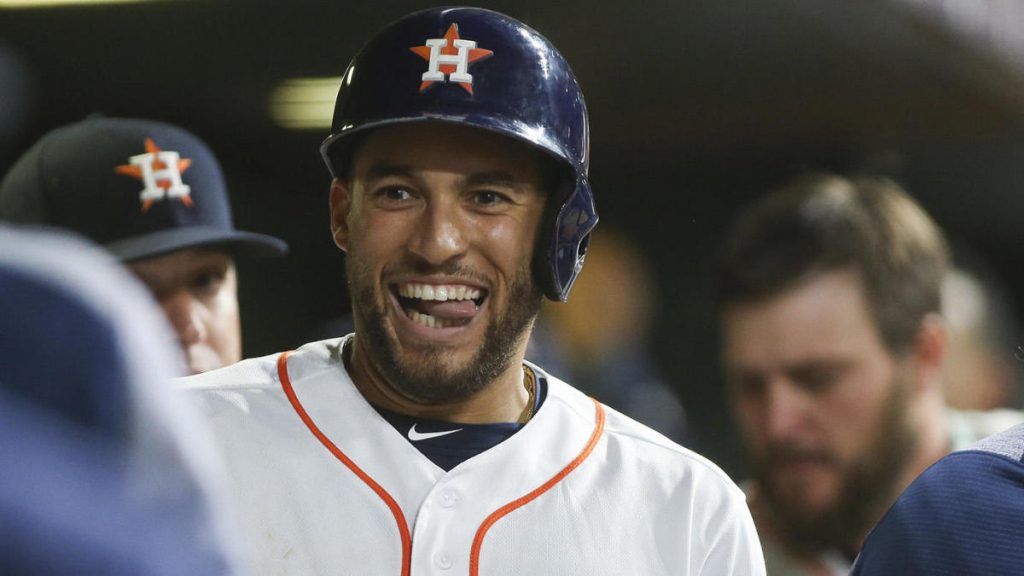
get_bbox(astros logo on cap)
[410,23,493,94]
[115,138,193,213]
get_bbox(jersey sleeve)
[698,485,766,576]
[852,450,1024,576]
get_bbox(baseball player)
[0,117,288,374]
[184,8,764,575]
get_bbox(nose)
[408,197,468,266]
[161,290,206,350]
[762,378,811,442]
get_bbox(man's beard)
[755,375,918,556]
[347,256,542,405]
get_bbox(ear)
[911,312,948,393]
[329,178,352,252]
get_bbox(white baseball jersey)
[183,336,765,576]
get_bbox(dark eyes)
[794,368,841,392]
[731,366,843,397]
[191,268,227,296]
[472,190,504,206]
[379,186,413,202]
[372,186,511,209]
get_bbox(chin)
[779,488,839,520]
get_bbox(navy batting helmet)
[320,7,598,301]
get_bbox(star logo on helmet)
[410,23,493,94]
[115,138,193,213]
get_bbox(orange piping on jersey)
[277,351,412,576]
[469,398,606,575]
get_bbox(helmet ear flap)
[538,179,598,302]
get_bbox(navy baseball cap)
[0,116,288,261]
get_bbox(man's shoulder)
[886,426,1024,518]
[178,353,279,393]
[179,336,349,394]
[964,422,1024,462]
[874,432,1024,542]
[910,425,1024,505]
[948,408,1024,449]
[604,404,740,489]
[853,425,1024,575]
[539,366,743,498]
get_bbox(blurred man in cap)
[714,173,1022,575]
[0,117,287,373]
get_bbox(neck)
[843,387,949,554]
[345,337,532,424]
[808,388,951,558]
[900,387,950,488]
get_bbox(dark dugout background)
[3,0,1024,476]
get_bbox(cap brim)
[103,226,288,262]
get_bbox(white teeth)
[410,311,453,329]
[397,283,483,302]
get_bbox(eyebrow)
[363,164,531,192]
[364,163,416,182]
[785,359,852,378]
[129,253,232,297]
[463,171,527,190]
[728,357,852,379]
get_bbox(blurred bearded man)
[715,173,1022,575]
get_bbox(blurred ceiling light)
[270,76,342,130]
[0,0,162,7]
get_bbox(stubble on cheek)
[756,378,918,555]
[344,247,541,404]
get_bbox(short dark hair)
[716,173,950,353]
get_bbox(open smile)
[389,280,488,332]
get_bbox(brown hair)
[716,173,950,353]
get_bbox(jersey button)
[434,552,453,570]
[439,489,460,508]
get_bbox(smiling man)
[336,122,551,426]
[183,7,764,576]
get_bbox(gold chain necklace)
[517,365,537,424]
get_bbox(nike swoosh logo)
[408,423,463,442]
